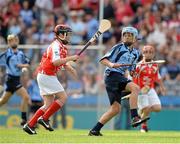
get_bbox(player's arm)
[50,44,79,66]
[0,51,7,66]
[17,54,30,68]
[16,63,29,68]
[156,71,166,95]
[53,55,79,66]
[64,63,78,81]
[100,58,127,68]
[100,45,125,68]
[157,78,166,96]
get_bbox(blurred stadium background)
[0,0,180,131]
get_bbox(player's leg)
[0,80,14,106]
[23,95,54,134]
[149,89,161,113]
[89,102,121,136]
[140,89,161,132]
[140,107,151,132]
[99,102,120,124]
[138,93,151,118]
[29,101,43,121]
[38,91,67,131]
[151,104,161,112]
[0,91,12,106]
[16,87,31,125]
[125,82,150,127]
[89,81,121,136]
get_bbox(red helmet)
[54,24,72,44]
[54,24,72,35]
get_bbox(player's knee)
[142,107,151,114]
[23,95,30,103]
[110,106,120,115]
[62,94,68,103]
[114,107,120,115]
[152,105,161,112]
[57,94,67,104]
[56,92,67,102]
[0,98,8,105]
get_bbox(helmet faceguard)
[54,24,72,45]
[121,27,138,46]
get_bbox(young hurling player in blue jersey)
[0,34,31,126]
[89,26,150,136]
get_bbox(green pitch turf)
[0,128,180,143]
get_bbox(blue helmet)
[122,26,138,38]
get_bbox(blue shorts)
[104,71,131,105]
[5,75,22,94]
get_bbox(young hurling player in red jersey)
[133,45,166,132]
[23,24,79,135]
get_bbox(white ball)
[22,68,28,72]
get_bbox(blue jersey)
[100,43,140,75]
[0,48,30,76]
[27,80,42,102]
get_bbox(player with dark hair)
[89,26,150,136]
[0,34,31,126]
[133,45,166,132]
[23,24,79,135]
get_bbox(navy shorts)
[104,71,131,105]
[5,75,22,94]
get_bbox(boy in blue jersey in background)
[0,34,31,126]
[89,27,150,136]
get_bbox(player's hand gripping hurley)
[77,19,111,56]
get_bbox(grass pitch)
[0,128,180,143]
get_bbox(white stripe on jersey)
[52,41,61,62]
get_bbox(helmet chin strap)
[145,59,152,62]
[123,35,137,47]
[57,33,69,45]
[124,42,133,47]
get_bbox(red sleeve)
[133,66,139,84]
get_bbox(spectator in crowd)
[84,8,98,41]
[103,0,115,21]
[67,10,86,45]
[20,0,35,27]
[67,0,87,11]
[82,71,98,96]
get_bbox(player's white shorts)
[37,73,64,96]
[138,88,161,110]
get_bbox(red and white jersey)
[133,60,161,89]
[38,39,68,76]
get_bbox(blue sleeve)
[100,45,118,61]
[129,50,140,71]
[0,52,6,66]
[21,52,30,64]
[24,55,30,64]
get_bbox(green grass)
[0,128,180,143]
